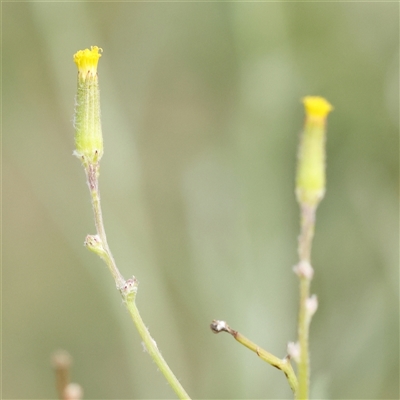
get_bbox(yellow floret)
[302,96,333,118]
[73,46,102,77]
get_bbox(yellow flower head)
[302,96,333,119]
[73,46,103,164]
[296,96,333,207]
[73,46,102,78]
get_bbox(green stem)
[124,289,191,400]
[85,163,125,288]
[84,163,191,400]
[210,320,298,394]
[297,277,311,399]
[296,205,316,400]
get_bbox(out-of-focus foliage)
[3,2,398,399]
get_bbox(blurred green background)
[3,2,399,399]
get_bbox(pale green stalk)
[294,96,333,400]
[84,163,124,288]
[296,205,316,400]
[211,320,298,394]
[73,46,191,400]
[86,169,190,400]
[124,286,191,400]
[210,97,332,400]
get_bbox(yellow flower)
[302,96,333,119]
[296,96,333,207]
[73,46,103,165]
[73,46,102,80]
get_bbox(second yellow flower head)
[296,96,333,207]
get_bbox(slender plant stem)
[297,277,310,399]
[85,164,125,288]
[74,46,191,399]
[125,293,191,400]
[296,205,316,400]
[294,97,332,399]
[51,350,72,400]
[210,320,298,394]
[298,205,315,262]
[84,163,191,400]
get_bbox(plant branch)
[295,204,316,400]
[73,46,191,399]
[51,350,83,400]
[83,164,191,400]
[122,279,191,400]
[293,97,332,399]
[210,320,298,394]
[51,350,72,399]
[84,163,124,288]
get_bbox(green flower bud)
[84,234,107,258]
[73,46,103,165]
[296,96,333,207]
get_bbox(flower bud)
[73,46,103,165]
[296,96,333,207]
[84,234,106,258]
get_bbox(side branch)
[210,320,298,394]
